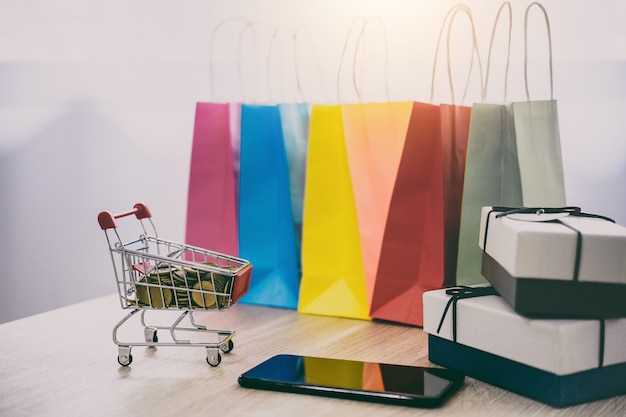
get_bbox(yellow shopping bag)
[298,104,370,320]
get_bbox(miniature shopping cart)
[98,203,252,367]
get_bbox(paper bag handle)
[430,3,484,105]
[483,2,512,102]
[524,2,554,100]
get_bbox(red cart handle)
[97,203,152,230]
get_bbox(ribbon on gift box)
[482,206,615,282]
[436,285,499,342]
[435,285,607,368]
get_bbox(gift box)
[423,286,626,407]
[478,206,626,318]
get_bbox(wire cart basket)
[98,203,252,367]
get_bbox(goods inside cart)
[97,203,252,367]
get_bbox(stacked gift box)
[423,206,626,408]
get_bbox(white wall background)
[1,0,625,323]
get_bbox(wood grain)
[1,294,625,417]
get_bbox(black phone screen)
[238,354,464,408]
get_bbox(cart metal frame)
[98,203,252,367]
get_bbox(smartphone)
[238,354,464,408]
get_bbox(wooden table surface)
[1,294,625,417]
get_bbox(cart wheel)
[117,346,133,366]
[144,328,158,344]
[206,351,222,367]
[219,339,234,353]
[118,353,133,366]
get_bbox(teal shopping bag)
[238,104,300,309]
[278,103,310,274]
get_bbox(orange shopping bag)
[341,102,413,306]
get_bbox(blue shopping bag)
[238,104,300,309]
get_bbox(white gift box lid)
[478,206,626,283]
[423,286,626,375]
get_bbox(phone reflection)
[261,355,451,396]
